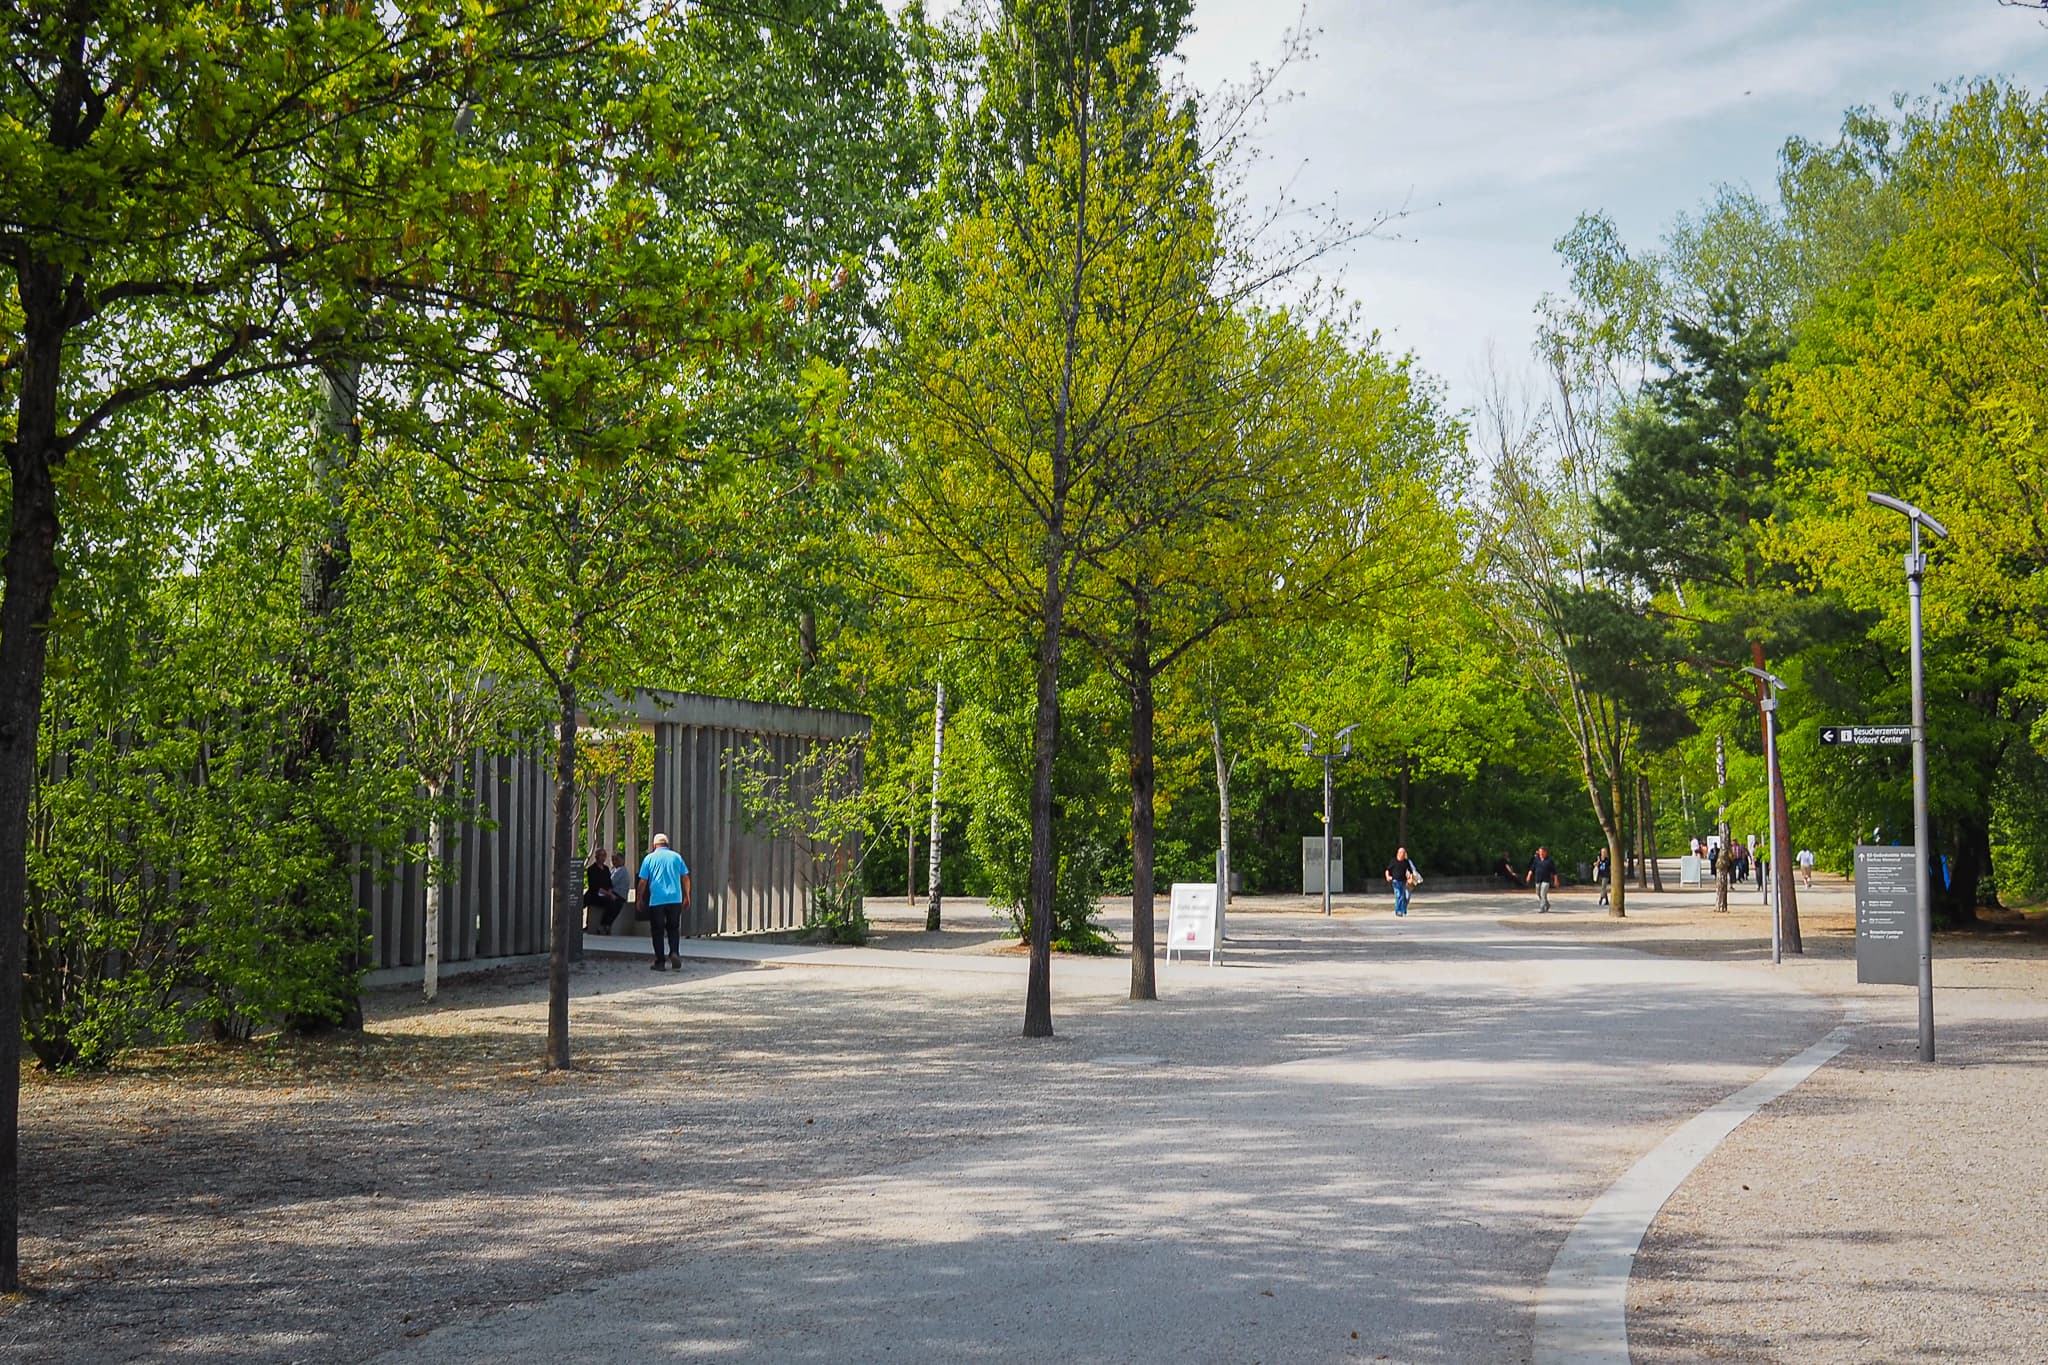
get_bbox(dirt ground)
[6,954,974,1363]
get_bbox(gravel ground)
[4,897,1835,1364]
[1513,877,2048,1361]
[6,885,2040,1363]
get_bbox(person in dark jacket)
[1526,846,1559,913]
[583,848,623,934]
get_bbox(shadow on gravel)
[11,918,1834,1364]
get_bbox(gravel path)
[6,886,2034,1362]
[1601,881,2048,1362]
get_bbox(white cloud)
[1176,0,2048,412]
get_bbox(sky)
[1160,0,2048,416]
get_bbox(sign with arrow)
[1820,725,1915,746]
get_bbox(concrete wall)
[358,689,869,970]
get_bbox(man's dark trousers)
[650,901,683,959]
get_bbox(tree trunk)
[1607,768,1628,918]
[424,780,445,1003]
[906,769,918,906]
[925,680,946,931]
[1128,612,1158,1002]
[1024,560,1063,1038]
[1715,735,1731,912]
[0,258,71,1293]
[1633,772,1649,889]
[1210,706,1231,938]
[1024,61,1090,1041]
[1644,773,1664,891]
[288,356,364,1032]
[546,682,579,1070]
[1396,761,1411,851]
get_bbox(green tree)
[1770,80,2048,917]
[1595,299,1831,946]
[884,35,1233,1035]
[0,0,592,1288]
[1070,320,1464,998]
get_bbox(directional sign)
[1820,725,1915,746]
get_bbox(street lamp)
[1292,722,1357,917]
[1868,491,1948,1064]
[1742,663,1789,965]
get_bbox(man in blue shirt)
[637,833,692,971]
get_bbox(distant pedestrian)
[1495,852,1520,888]
[1526,846,1559,913]
[1796,847,1815,889]
[583,848,623,935]
[637,833,692,970]
[611,846,633,910]
[1733,842,1751,886]
[1385,846,1420,917]
[1593,849,1610,908]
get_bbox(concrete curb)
[1532,1018,1858,1363]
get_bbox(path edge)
[1531,1018,1858,1364]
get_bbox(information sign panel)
[1166,883,1219,964]
[1300,836,1344,895]
[1855,845,1918,985]
[1679,855,1703,886]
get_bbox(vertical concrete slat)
[701,728,722,933]
[535,741,552,956]
[682,725,701,936]
[625,777,641,919]
[498,749,516,958]
[717,728,736,935]
[774,734,790,928]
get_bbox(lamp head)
[1867,490,1950,541]
[1740,663,1786,692]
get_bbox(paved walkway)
[381,896,1839,1363]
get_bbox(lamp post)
[1742,664,1789,965]
[1292,722,1357,916]
[1868,491,1948,1064]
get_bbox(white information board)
[1166,882,1219,964]
[1679,855,1703,886]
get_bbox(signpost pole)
[1869,491,1947,1064]
[1763,695,1782,965]
[1742,664,1789,965]
[1322,754,1334,918]
[1907,519,1935,1063]
[1292,722,1355,919]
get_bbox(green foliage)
[23,389,411,1066]
[805,876,871,946]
